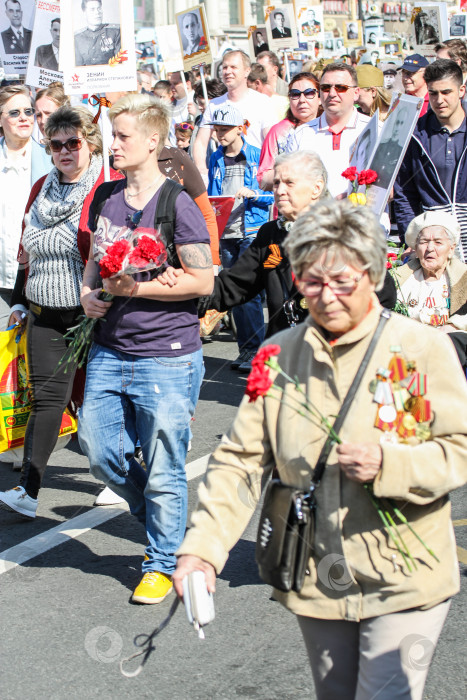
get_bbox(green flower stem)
[383,501,418,571]
[365,486,413,572]
[388,499,440,563]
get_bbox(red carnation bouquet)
[342,167,378,205]
[247,344,438,572]
[59,229,167,370]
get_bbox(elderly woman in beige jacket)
[173,200,467,700]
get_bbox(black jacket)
[198,220,397,337]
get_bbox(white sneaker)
[0,486,37,519]
[94,486,125,506]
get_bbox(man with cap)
[399,53,430,116]
[382,63,398,90]
[394,59,467,259]
[207,104,273,372]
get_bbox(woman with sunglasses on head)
[0,105,121,519]
[0,85,53,327]
[257,72,321,191]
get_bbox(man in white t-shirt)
[193,50,275,177]
[286,62,370,197]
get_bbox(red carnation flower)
[341,166,358,181]
[358,169,378,186]
[251,344,281,369]
[99,239,131,278]
[246,365,273,402]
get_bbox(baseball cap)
[206,104,244,127]
[356,64,384,88]
[398,54,429,72]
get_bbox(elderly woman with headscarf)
[173,200,467,700]
[394,211,467,367]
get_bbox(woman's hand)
[81,287,113,318]
[235,187,256,199]
[102,274,135,297]
[336,442,382,483]
[156,266,185,287]
[172,554,216,598]
[8,310,27,329]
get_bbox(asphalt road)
[0,328,465,699]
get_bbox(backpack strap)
[155,179,185,269]
[92,180,121,228]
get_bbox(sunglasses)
[3,108,35,119]
[320,84,356,93]
[48,137,84,153]
[175,122,194,130]
[288,88,318,100]
[127,210,143,230]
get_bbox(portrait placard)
[26,0,62,88]
[155,24,183,74]
[248,25,269,60]
[265,4,298,52]
[364,19,384,47]
[379,39,402,57]
[344,19,362,47]
[175,4,211,72]
[411,3,448,50]
[349,109,379,172]
[60,0,136,95]
[297,4,324,45]
[0,0,35,76]
[323,34,345,58]
[366,94,422,216]
[449,14,467,38]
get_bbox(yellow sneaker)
[132,571,173,604]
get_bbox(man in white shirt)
[169,70,198,146]
[193,50,275,177]
[1,0,31,53]
[286,62,370,197]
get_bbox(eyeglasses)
[127,210,143,230]
[297,273,364,296]
[175,122,194,130]
[319,84,356,93]
[48,137,84,153]
[288,88,318,100]
[2,108,35,119]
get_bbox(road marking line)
[453,519,467,527]
[457,547,467,566]
[0,454,210,576]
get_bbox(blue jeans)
[78,343,204,575]
[220,237,265,352]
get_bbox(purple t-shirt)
[90,180,210,357]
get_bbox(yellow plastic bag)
[0,328,77,454]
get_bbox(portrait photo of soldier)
[178,9,207,58]
[370,105,409,190]
[414,10,439,47]
[74,0,121,67]
[301,9,321,37]
[34,17,60,70]
[271,10,292,39]
[253,28,268,57]
[1,0,32,54]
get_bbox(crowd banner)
[154,24,183,76]
[366,94,422,217]
[296,4,324,46]
[175,4,212,73]
[26,0,62,88]
[411,3,449,51]
[60,0,136,96]
[248,25,269,61]
[349,109,380,173]
[264,4,298,52]
[0,0,35,76]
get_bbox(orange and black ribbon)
[89,95,112,123]
[264,243,282,269]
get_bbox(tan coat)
[178,299,467,621]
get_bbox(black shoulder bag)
[255,309,391,593]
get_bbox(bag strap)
[154,179,185,269]
[311,308,391,488]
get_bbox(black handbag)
[255,309,391,593]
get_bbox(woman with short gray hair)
[174,198,467,700]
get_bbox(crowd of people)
[0,30,466,700]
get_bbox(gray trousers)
[297,599,450,700]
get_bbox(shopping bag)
[0,328,77,454]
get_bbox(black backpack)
[92,178,185,268]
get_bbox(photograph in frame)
[248,25,269,60]
[60,0,136,96]
[26,1,62,88]
[0,0,35,76]
[449,14,467,38]
[265,4,298,52]
[379,39,402,57]
[349,109,380,173]
[412,3,448,50]
[175,4,211,72]
[364,20,384,47]
[288,57,303,79]
[366,93,422,216]
[297,4,324,45]
[344,19,362,47]
[323,35,345,58]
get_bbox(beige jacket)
[178,299,467,621]
[395,257,467,330]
